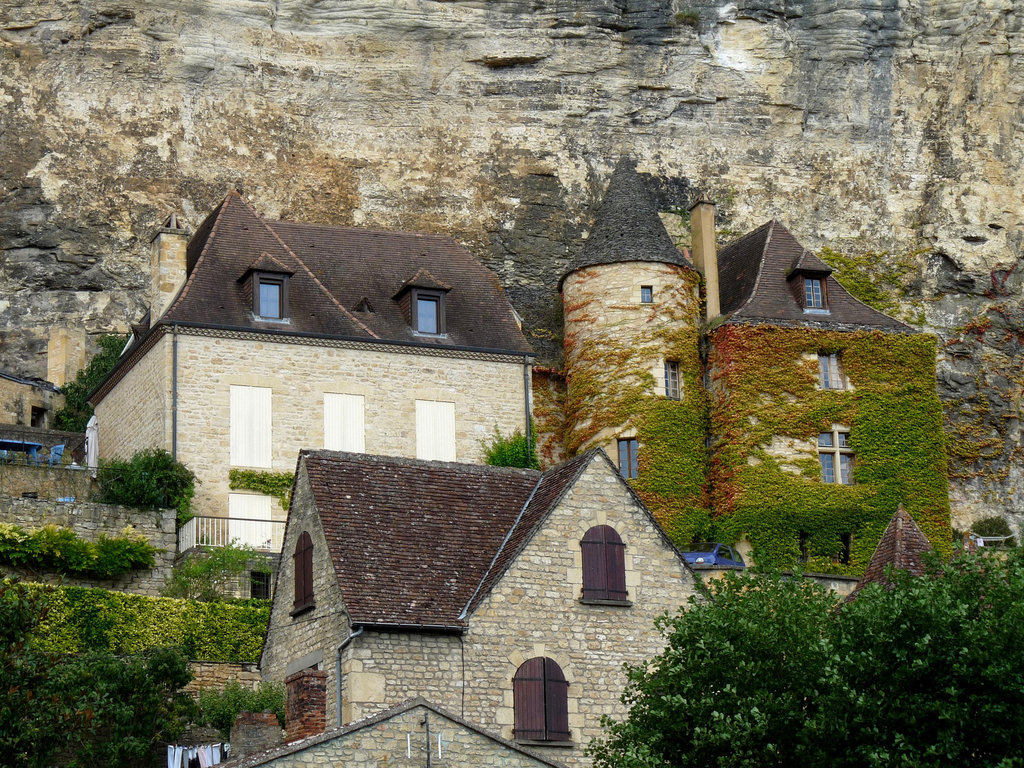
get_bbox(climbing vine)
[708,324,951,574]
[562,264,711,543]
[228,470,295,510]
[819,246,928,326]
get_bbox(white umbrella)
[85,414,98,477]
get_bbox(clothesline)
[167,743,229,768]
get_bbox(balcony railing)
[178,515,285,554]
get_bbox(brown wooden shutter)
[543,658,570,741]
[294,531,314,609]
[582,525,627,601]
[513,657,546,740]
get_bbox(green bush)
[54,334,128,432]
[163,543,271,602]
[97,449,197,523]
[971,515,1016,547]
[29,584,269,662]
[482,427,539,469]
[198,680,285,737]
[0,523,158,580]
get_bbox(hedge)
[28,584,269,662]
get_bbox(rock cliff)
[1,0,1021,528]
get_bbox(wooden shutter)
[415,400,456,461]
[324,393,365,452]
[513,658,546,740]
[230,385,272,468]
[293,531,314,609]
[543,658,570,741]
[582,525,627,601]
[228,493,273,549]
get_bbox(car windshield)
[687,543,717,552]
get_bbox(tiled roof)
[847,506,933,601]
[717,219,911,331]
[161,191,532,355]
[301,451,598,628]
[560,157,693,287]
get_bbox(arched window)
[581,525,627,602]
[513,657,570,742]
[293,531,314,611]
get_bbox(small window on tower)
[664,361,680,400]
[640,285,653,304]
[617,438,639,480]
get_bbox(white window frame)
[415,400,456,461]
[818,427,853,485]
[229,385,272,468]
[324,393,365,453]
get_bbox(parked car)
[682,543,745,567]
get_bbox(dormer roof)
[151,191,531,354]
[717,219,912,332]
[392,267,452,298]
[559,157,692,288]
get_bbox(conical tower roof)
[560,157,691,287]
[846,506,933,601]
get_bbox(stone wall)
[99,329,530,518]
[185,661,263,697]
[0,375,61,429]
[0,496,176,596]
[0,462,95,502]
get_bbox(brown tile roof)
[847,506,934,601]
[559,157,694,287]
[300,450,596,628]
[717,219,911,332]
[161,191,532,355]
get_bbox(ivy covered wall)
[705,324,952,574]
[561,262,710,542]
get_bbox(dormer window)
[414,289,444,335]
[804,277,825,310]
[256,273,289,320]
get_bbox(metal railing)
[178,515,286,554]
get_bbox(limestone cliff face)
[1,0,1021,527]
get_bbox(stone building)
[0,368,61,429]
[90,192,534,541]
[260,449,695,767]
[558,158,951,572]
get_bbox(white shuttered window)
[324,393,365,452]
[415,400,456,461]
[230,385,272,468]
[228,493,274,549]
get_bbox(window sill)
[803,308,831,315]
[579,598,632,607]
[251,313,292,324]
[290,602,315,618]
[412,331,448,338]
[515,740,574,748]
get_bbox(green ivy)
[0,523,158,580]
[819,246,928,326]
[29,584,269,662]
[55,334,128,432]
[229,469,295,510]
[708,325,952,574]
[482,427,540,469]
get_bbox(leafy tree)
[162,543,271,602]
[482,427,539,469]
[54,334,127,432]
[197,679,285,737]
[97,448,197,523]
[0,579,195,768]
[591,553,1024,768]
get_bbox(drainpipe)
[522,356,532,449]
[171,324,179,459]
[335,626,364,728]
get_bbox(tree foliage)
[197,680,285,737]
[482,427,540,469]
[53,334,127,432]
[591,553,1024,768]
[97,448,197,523]
[162,543,271,603]
[0,579,195,768]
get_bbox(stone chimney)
[689,196,721,322]
[46,327,86,387]
[150,213,190,322]
[285,668,327,743]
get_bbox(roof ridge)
[730,219,774,317]
[246,199,382,340]
[307,449,541,477]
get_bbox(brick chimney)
[230,711,284,759]
[150,213,189,322]
[689,196,721,322]
[285,668,327,742]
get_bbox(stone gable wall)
[247,705,556,768]
[0,496,176,596]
